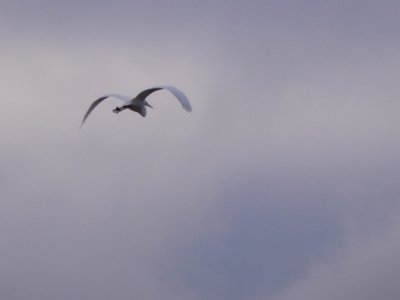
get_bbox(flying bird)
[80,85,192,127]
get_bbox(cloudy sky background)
[1,1,400,299]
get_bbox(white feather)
[154,86,192,112]
[80,85,192,128]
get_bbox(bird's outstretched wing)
[137,86,192,112]
[136,88,164,100]
[80,94,131,128]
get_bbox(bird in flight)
[80,85,192,128]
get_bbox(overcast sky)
[1,1,400,299]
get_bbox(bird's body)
[112,96,149,117]
[80,86,192,127]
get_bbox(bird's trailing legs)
[113,106,125,114]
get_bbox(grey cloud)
[270,218,400,300]
[1,1,400,300]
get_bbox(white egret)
[80,85,192,127]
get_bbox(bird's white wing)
[152,86,192,112]
[105,94,132,102]
[80,94,131,128]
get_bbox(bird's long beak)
[145,102,153,109]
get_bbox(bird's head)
[145,101,153,109]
